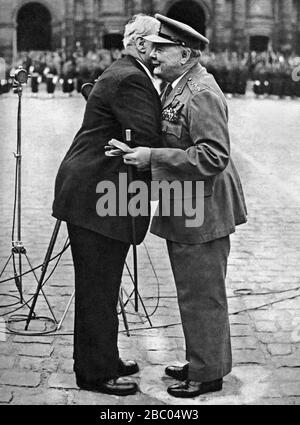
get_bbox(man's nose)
[150,49,157,58]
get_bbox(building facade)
[0,0,299,61]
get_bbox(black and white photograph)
[0,0,299,410]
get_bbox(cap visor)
[144,34,176,44]
[201,36,210,44]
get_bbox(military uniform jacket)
[150,63,247,244]
[53,55,162,244]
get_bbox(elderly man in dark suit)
[123,14,247,398]
[52,14,161,396]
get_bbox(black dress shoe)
[118,359,139,377]
[167,378,223,398]
[165,363,189,381]
[77,376,138,396]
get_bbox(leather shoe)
[118,359,139,377]
[165,363,189,381]
[77,376,139,396]
[167,378,223,398]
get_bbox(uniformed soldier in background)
[44,61,59,97]
[61,59,76,96]
[252,53,300,100]
[29,61,41,97]
[253,59,269,97]
[235,55,249,96]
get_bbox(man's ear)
[181,48,191,65]
[136,36,146,53]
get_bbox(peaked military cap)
[144,13,209,49]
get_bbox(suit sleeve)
[151,89,230,181]
[111,73,161,148]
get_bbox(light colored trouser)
[167,236,232,382]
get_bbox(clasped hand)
[123,147,151,171]
[105,139,151,171]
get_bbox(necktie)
[160,83,172,105]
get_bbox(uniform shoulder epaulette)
[187,77,205,93]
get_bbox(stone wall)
[0,0,63,60]
[0,0,299,61]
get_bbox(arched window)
[17,2,52,51]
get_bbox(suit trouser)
[166,236,232,382]
[67,223,130,383]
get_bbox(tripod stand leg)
[136,291,152,327]
[124,259,153,325]
[25,220,62,330]
[122,287,152,327]
[11,252,23,303]
[0,253,13,277]
[25,254,57,323]
[119,290,130,337]
[121,286,146,324]
[18,253,23,302]
[0,254,23,306]
[57,289,74,331]
[132,243,138,312]
[127,158,139,312]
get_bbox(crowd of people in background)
[0,46,121,97]
[1,44,300,99]
[202,50,300,98]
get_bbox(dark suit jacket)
[53,55,162,244]
[150,63,247,244]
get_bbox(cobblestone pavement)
[0,88,299,405]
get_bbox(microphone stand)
[0,69,56,326]
[125,129,139,312]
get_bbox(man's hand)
[123,147,151,171]
[105,139,134,157]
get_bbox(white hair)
[123,14,159,48]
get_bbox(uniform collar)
[171,69,189,89]
[162,63,206,109]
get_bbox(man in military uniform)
[123,14,247,398]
